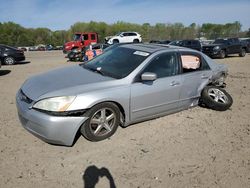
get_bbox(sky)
[0,0,249,31]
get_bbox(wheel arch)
[113,39,119,43]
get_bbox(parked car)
[54,46,63,50]
[105,32,142,44]
[16,44,232,146]
[169,40,202,51]
[0,44,25,65]
[46,44,54,51]
[202,38,246,58]
[29,46,37,51]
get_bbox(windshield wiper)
[82,64,105,76]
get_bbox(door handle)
[170,81,180,86]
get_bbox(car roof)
[119,43,184,53]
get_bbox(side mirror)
[141,72,157,81]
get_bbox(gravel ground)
[0,51,249,188]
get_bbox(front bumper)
[202,50,221,58]
[16,91,88,146]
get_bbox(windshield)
[213,39,226,44]
[81,47,150,79]
[73,34,81,41]
[116,32,122,36]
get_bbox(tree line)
[0,21,249,47]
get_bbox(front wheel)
[219,50,226,59]
[200,86,233,111]
[4,56,15,65]
[239,48,246,57]
[80,102,120,141]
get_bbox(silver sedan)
[16,44,232,146]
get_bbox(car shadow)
[82,165,116,188]
[0,70,11,76]
[15,61,31,65]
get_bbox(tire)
[219,50,226,59]
[80,102,120,141]
[239,48,246,57]
[113,40,119,44]
[4,56,15,65]
[133,39,139,43]
[201,86,233,111]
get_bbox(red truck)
[63,32,98,53]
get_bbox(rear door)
[130,52,182,121]
[179,51,211,107]
[119,32,130,43]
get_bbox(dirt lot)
[0,51,249,188]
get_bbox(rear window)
[181,55,200,70]
[180,53,210,73]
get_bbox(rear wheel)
[201,86,233,111]
[239,48,246,57]
[4,56,15,65]
[133,39,139,43]
[80,102,120,141]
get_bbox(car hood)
[21,65,115,100]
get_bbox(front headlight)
[214,46,220,50]
[33,96,76,112]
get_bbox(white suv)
[106,32,142,44]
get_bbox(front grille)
[19,90,33,104]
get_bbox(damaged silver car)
[16,44,233,146]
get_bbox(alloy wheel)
[89,108,116,137]
[208,88,228,104]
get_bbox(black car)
[169,40,202,51]
[0,44,26,65]
[202,38,246,59]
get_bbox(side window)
[91,34,96,40]
[82,34,88,40]
[143,53,179,78]
[123,33,129,36]
[129,33,136,36]
[180,53,210,73]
